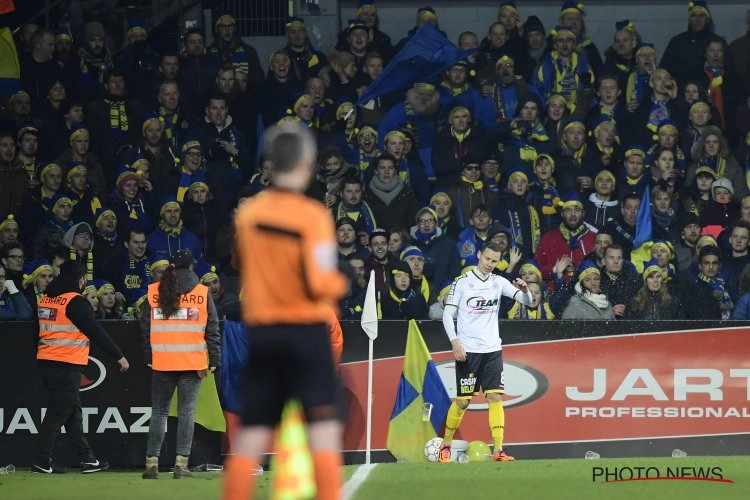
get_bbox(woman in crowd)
[95,279,124,319]
[626,259,683,319]
[561,262,615,320]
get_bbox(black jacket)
[39,275,124,372]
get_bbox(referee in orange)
[223,123,348,500]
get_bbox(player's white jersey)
[445,269,531,353]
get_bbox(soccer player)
[223,123,348,500]
[438,242,532,462]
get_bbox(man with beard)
[603,192,640,259]
[599,243,641,319]
[179,29,218,104]
[335,177,378,237]
[364,154,420,231]
[364,227,393,292]
[281,17,328,83]
[378,82,440,176]
[77,21,113,100]
[673,213,701,272]
[257,50,303,127]
[86,70,144,168]
[208,13,263,88]
[602,21,639,90]
[532,25,594,115]
[335,217,361,259]
[535,193,596,290]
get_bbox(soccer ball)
[424,437,443,462]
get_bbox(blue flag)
[356,23,475,106]
[220,320,249,413]
[633,184,652,248]
[386,320,451,461]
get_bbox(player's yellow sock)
[488,400,505,451]
[442,402,467,446]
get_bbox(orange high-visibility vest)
[37,292,90,366]
[147,282,209,371]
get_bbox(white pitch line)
[342,463,379,500]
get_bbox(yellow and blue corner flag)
[169,371,226,432]
[361,270,378,340]
[386,320,451,461]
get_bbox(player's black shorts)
[240,323,341,426]
[454,350,504,398]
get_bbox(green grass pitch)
[1,457,749,499]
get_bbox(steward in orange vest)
[33,260,129,474]
[138,249,220,480]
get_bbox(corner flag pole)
[360,271,379,465]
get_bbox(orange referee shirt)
[234,189,347,326]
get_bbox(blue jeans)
[146,371,201,457]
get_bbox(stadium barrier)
[2,320,749,467]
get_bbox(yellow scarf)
[461,175,483,190]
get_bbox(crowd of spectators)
[2,0,750,323]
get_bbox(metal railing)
[216,0,290,37]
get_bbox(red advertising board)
[340,327,750,453]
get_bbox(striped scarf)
[553,52,579,104]
[69,249,94,281]
[698,272,733,319]
[159,106,179,148]
[558,223,589,249]
[699,155,727,178]
[508,301,553,319]
[158,219,184,236]
[534,178,561,215]
[335,202,377,234]
[105,99,129,140]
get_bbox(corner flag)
[386,320,451,461]
[361,270,378,340]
